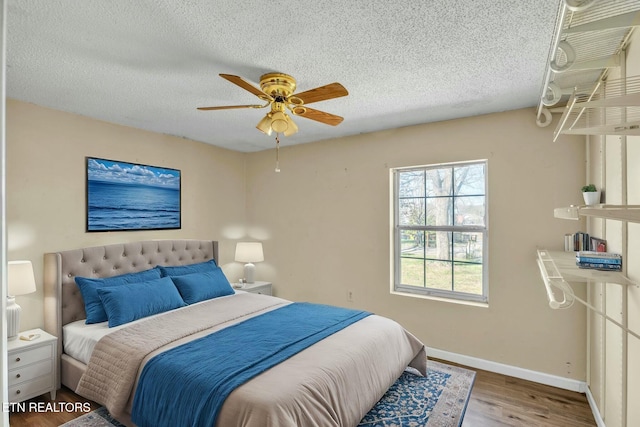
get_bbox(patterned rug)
[359,361,476,427]
[60,360,475,427]
[60,407,125,427]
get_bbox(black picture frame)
[86,157,181,232]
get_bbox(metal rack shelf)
[538,250,634,287]
[535,1,640,130]
[536,249,639,340]
[553,75,640,141]
[553,204,640,222]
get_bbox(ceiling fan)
[197,73,349,137]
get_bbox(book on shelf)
[577,251,621,259]
[573,232,588,252]
[566,233,608,252]
[577,256,621,265]
[576,262,622,270]
[576,250,622,268]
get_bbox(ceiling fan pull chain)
[275,134,281,173]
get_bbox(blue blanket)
[131,302,371,427]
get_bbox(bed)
[43,239,426,427]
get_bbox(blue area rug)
[360,360,475,427]
[61,360,475,427]
[59,406,125,427]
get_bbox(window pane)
[399,170,425,197]
[425,168,452,197]
[455,163,485,196]
[425,260,452,291]
[393,161,487,303]
[426,231,437,249]
[400,230,425,258]
[426,231,452,261]
[399,198,425,226]
[454,196,485,226]
[426,197,452,226]
[453,232,483,262]
[400,257,424,287]
[453,262,483,295]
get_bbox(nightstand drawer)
[8,344,52,370]
[8,375,53,403]
[7,329,58,403]
[9,359,52,386]
[251,286,270,295]
[241,282,272,296]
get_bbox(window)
[392,160,488,303]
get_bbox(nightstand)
[235,281,272,296]
[7,328,58,403]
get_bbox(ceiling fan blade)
[219,74,272,100]
[197,104,266,111]
[293,82,348,105]
[294,106,344,126]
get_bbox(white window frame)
[391,160,489,304]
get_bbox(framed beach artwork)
[86,157,181,232]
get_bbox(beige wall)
[245,108,588,379]
[6,99,247,331]
[7,98,592,381]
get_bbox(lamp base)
[7,297,21,340]
[243,262,256,284]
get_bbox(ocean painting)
[86,157,181,231]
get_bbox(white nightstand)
[7,328,58,403]
[235,281,272,296]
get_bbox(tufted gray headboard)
[44,240,218,390]
[43,239,218,388]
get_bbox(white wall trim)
[427,347,588,393]
[585,386,606,427]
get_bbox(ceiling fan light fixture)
[200,73,348,138]
[256,113,273,135]
[283,116,298,137]
[270,111,288,133]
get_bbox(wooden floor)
[453,361,597,427]
[10,360,597,427]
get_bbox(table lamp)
[235,242,264,284]
[7,260,37,340]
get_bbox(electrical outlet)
[347,289,354,302]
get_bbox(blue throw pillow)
[97,276,186,328]
[75,268,162,324]
[158,259,217,278]
[170,268,235,304]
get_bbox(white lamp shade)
[235,242,264,263]
[235,242,264,284]
[8,260,36,296]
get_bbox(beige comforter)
[77,293,426,427]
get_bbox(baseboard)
[585,386,606,427]
[427,347,587,393]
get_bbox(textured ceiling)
[7,1,560,152]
